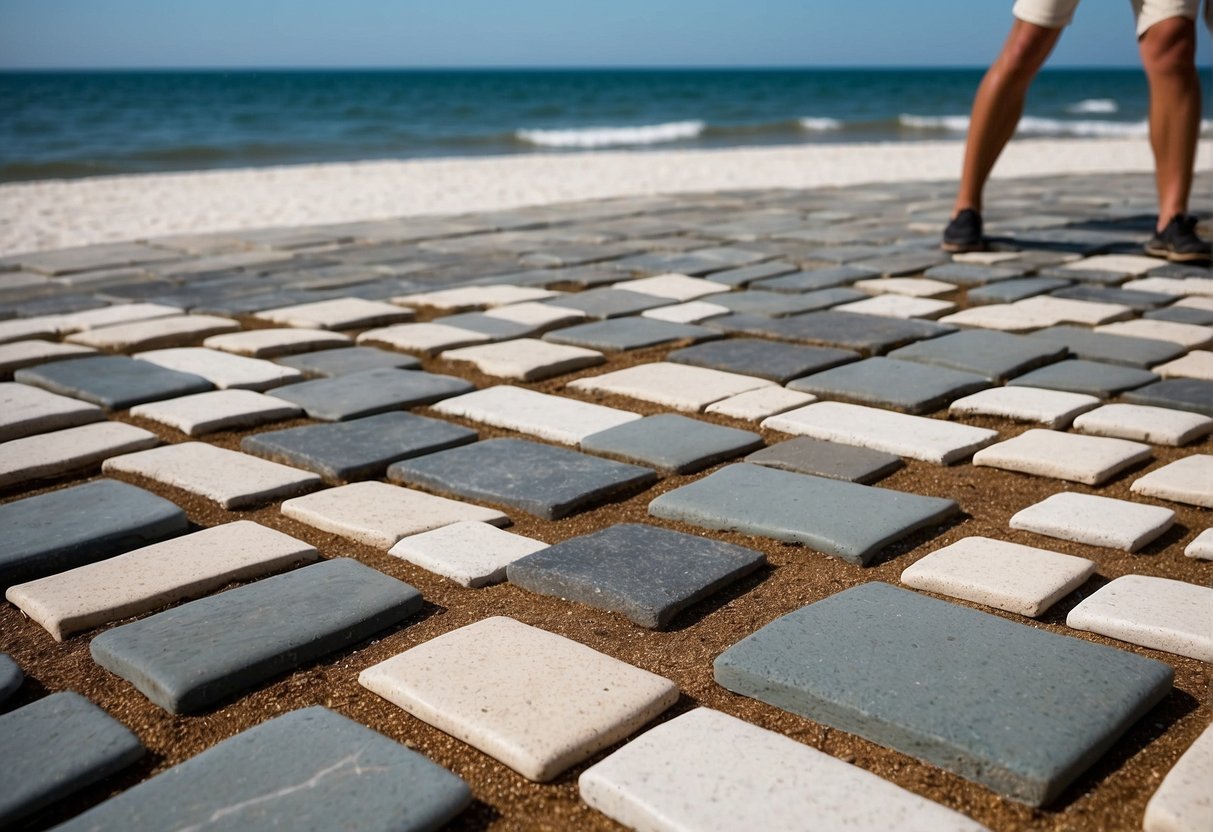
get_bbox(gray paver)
[1146,304,1213,326]
[713,582,1173,806]
[133,347,304,391]
[580,414,763,474]
[389,438,657,520]
[275,345,422,376]
[543,318,718,351]
[1123,378,1213,417]
[1052,284,1176,311]
[667,338,858,383]
[649,463,958,565]
[706,310,954,355]
[788,357,991,414]
[545,288,672,319]
[1027,325,1185,368]
[507,523,765,628]
[924,262,1025,286]
[754,265,878,292]
[1008,360,1158,398]
[704,261,799,287]
[744,437,903,484]
[0,653,22,703]
[90,558,422,713]
[967,277,1072,305]
[888,330,1067,381]
[709,288,863,317]
[268,367,473,420]
[15,355,213,410]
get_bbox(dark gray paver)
[241,411,477,483]
[788,357,991,414]
[389,438,657,520]
[543,318,719,351]
[705,310,954,355]
[1051,285,1175,311]
[753,265,878,293]
[1038,267,1131,285]
[580,414,763,474]
[544,288,671,319]
[744,437,903,484]
[1026,325,1186,368]
[268,367,473,420]
[14,355,213,410]
[275,346,421,376]
[709,288,863,317]
[0,480,187,590]
[0,691,144,826]
[54,706,471,832]
[1009,360,1159,398]
[507,523,765,628]
[713,582,1173,806]
[667,338,858,383]
[0,653,21,703]
[923,263,1025,286]
[435,312,536,340]
[648,463,958,565]
[1124,378,1213,418]
[1146,305,1213,325]
[850,250,950,276]
[90,558,422,713]
[967,277,1073,305]
[704,261,799,287]
[16,242,181,276]
[888,329,1068,381]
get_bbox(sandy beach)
[2,137,1200,257]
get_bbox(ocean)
[1,68,1203,182]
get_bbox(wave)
[798,117,843,131]
[898,114,972,133]
[1067,98,1118,114]
[515,120,705,148]
[898,113,1213,138]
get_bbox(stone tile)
[567,362,774,412]
[1008,359,1158,398]
[668,338,858,384]
[706,311,954,356]
[544,318,718,352]
[1072,403,1213,446]
[1185,528,1213,560]
[924,262,1025,286]
[1143,722,1213,832]
[0,691,144,827]
[90,558,422,713]
[1124,276,1213,296]
[65,314,240,352]
[1010,492,1175,551]
[1147,304,1213,325]
[480,301,588,331]
[242,411,476,483]
[6,521,319,641]
[951,251,1023,265]
[545,288,672,319]
[57,302,182,333]
[949,386,1100,428]
[356,321,491,356]
[204,327,353,357]
[433,311,538,340]
[901,536,1096,617]
[704,261,800,287]
[54,706,471,832]
[0,421,160,489]
[615,273,730,301]
[389,521,548,588]
[358,616,679,781]
[649,463,958,565]
[704,386,817,420]
[789,357,990,414]
[850,250,951,276]
[709,288,863,317]
[396,284,560,310]
[442,338,605,380]
[0,653,20,703]
[744,437,903,483]
[714,582,1173,806]
[1052,284,1175,312]
[130,389,303,436]
[134,347,304,391]
[432,385,639,445]
[754,264,877,292]
[16,241,180,275]
[966,277,1072,305]
[580,707,988,832]
[1131,455,1213,508]
[1056,254,1165,276]
[1152,350,1213,380]
[835,294,957,320]
[268,367,473,420]
[763,401,998,464]
[888,330,1067,381]
[1067,575,1213,662]
[581,414,762,474]
[1123,378,1213,417]
[274,345,421,376]
[508,523,765,628]
[15,355,213,410]
[638,299,731,323]
[854,276,958,297]
[973,429,1151,485]
[0,340,95,376]
[0,382,104,442]
[938,304,1055,332]
[1095,318,1213,349]
[0,315,62,345]
[254,297,413,330]
[104,442,320,509]
[1027,325,1185,368]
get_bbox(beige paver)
[0,382,104,442]
[204,328,353,358]
[1010,492,1175,552]
[568,362,774,412]
[254,297,413,330]
[441,338,604,381]
[1072,403,1213,446]
[1131,455,1213,508]
[1144,724,1213,832]
[356,322,491,356]
[133,347,304,391]
[432,385,639,445]
[972,429,1151,485]
[66,314,239,352]
[0,421,159,488]
[388,521,549,587]
[129,389,303,436]
[1067,575,1213,662]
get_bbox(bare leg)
[1138,17,1201,230]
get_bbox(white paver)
[5,521,319,641]
[1185,528,1213,560]
[356,322,491,356]
[358,616,679,782]
[481,302,587,330]
[640,300,732,323]
[1012,296,1134,326]
[254,297,414,330]
[568,362,774,413]
[580,708,988,832]
[66,314,240,351]
[389,521,548,587]
[972,429,1151,485]
[0,421,160,488]
[1094,319,1213,349]
[0,382,104,442]
[900,536,1096,618]
[763,401,998,465]
[395,285,561,310]
[1131,455,1213,508]
[58,303,182,333]
[1067,575,1213,662]
[203,327,352,358]
[938,304,1052,333]
[103,442,320,509]
[614,274,730,301]
[952,251,1020,265]
[704,387,817,420]
[1152,350,1213,380]
[1123,277,1213,296]
[1009,492,1175,552]
[442,338,604,381]
[0,340,95,374]
[1072,403,1213,446]
[130,389,303,436]
[1056,254,1162,276]
[949,386,1100,428]
[432,385,640,445]
[134,347,303,391]
[1144,724,1213,832]
[854,277,957,297]
[0,316,61,345]
[281,481,508,549]
[834,294,955,320]
[1174,296,1213,311]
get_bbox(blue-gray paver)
[268,367,473,420]
[744,437,903,484]
[788,356,991,414]
[580,413,763,474]
[1123,378,1213,418]
[704,261,799,287]
[753,265,878,293]
[887,329,1067,381]
[967,277,1073,305]
[14,355,213,410]
[708,288,864,317]
[543,318,719,351]
[544,288,671,319]
[705,310,954,355]
[1146,305,1213,326]
[1027,325,1185,368]
[0,653,21,703]
[923,263,1025,286]
[275,346,422,376]
[667,338,858,383]
[1008,360,1159,398]
[1051,285,1175,311]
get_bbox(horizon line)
[0,63,1165,72]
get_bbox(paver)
[972,429,1151,485]
[0,691,144,827]
[480,300,588,330]
[0,382,104,442]
[56,302,182,332]
[639,299,731,323]
[705,261,801,286]
[268,367,473,420]
[580,708,988,832]
[710,288,862,317]
[1131,455,1213,508]
[440,338,605,380]
[1052,284,1176,312]
[103,442,320,509]
[389,521,548,587]
[242,411,476,482]
[850,250,950,276]
[854,276,957,297]
[134,346,304,390]
[65,313,240,352]
[389,438,657,520]
[1185,528,1213,560]
[508,523,764,628]
[1153,345,1213,378]
[255,297,414,329]
[1008,359,1158,398]
[1095,318,1213,349]
[924,262,1024,286]
[615,273,731,301]
[356,321,492,355]
[0,421,160,489]
[0,340,95,376]
[1027,325,1186,368]
[1012,295,1134,327]
[6,521,319,641]
[1125,276,1213,296]
[835,294,956,320]
[0,315,63,344]
[900,536,1096,617]
[545,287,672,318]
[15,355,213,410]
[274,344,421,376]
[358,616,680,781]
[397,284,560,309]
[581,414,762,474]
[90,558,422,713]
[949,386,1100,428]
[1056,254,1162,276]
[54,706,471,832]
[938,303,1058,332]
[649,463,958,565]
[0,653,20,702]
[544,318,718,352]
[744,436,903,483]
[129,389,302,436]
[704,386,817,420]
[1067,575,1213,662]
[1143,723,1213,832]
[567,362,773,412]
[432,311,540,340]
[1072,403,1213,445]
[668,338,857,383]
[203,327,354,357]
[15,241,180,275]
[1010,492,1175,552]
[788,356,990,414]
[754,264,876,292]
[706,310,954,355]
[1147,303,1213,325]
[433,385,638,445]
[1123,378,1213,417]
[714,582,1173,806]
[764,401,998,464]
[888,329,1068,381]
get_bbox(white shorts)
[1013,0,1211,36]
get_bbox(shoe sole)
[1144,243,1212,264]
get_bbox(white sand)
[0,138,1202,257]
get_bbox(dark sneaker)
[941,209,985,253]
[1145,214,1212,263]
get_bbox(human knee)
[1140,17,1197,76]
[995,24,1057,83]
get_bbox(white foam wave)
[798,117,843,131]
[1067,98,1118,114]
[515,120,705,148]
[899,114,971,132]
[898,113,1213,138]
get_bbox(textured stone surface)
[835,294,955,320]
[442,338,605,380]
[1095,318,1213,349]
[1153,350,1213,380]
[1143,723,1213,832]
[667,338,857,383]
[581,414,762,474]
[1027,325,1185,368]
[1131,455,1213,508]
[0,340,95,376]
[356,321,492,355]
[56,302,182,332]
[255,297,414,329]
[0,653,20,703]
[888,329,1067,381]
[389,521,549,587]
[949,387,1100,428]
[616,273,731,301]
[0,382,104,442]
[1072,403,1213,446]
[275,345,421,376]
[788,357,990,414]
[972,429,1151,485]
[1123,378,1213,417]
[1067,575,1213,662]
[709,288,862,317]
[481,301,588,330]
[433,385,638,445]
[544,318,717,351]
[134,347,303,390]
[744,436,903,483]
[545,287,672,318]
[714,582,1173,806]
[1007,360,1158,398]
[1010,492,1175,551]
[91,558,422,713]
[639,299,731,323]
[705,310,954,355]
[15,355,213,410]
[754,264,876,292]
[268,367,473,420]
[203,327,353,357]
[398,284,559,309]
[567,362,773,412]
[0,421,161,489]
[129,389,302,436]
[65,314,239,352]
[1185,528,1213,560]
[703,386,816,420]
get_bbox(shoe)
[1145,214,1212,263]
[941,209,985,253]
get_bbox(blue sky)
[1,0,1209,68]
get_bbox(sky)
[0,0,1209,69]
